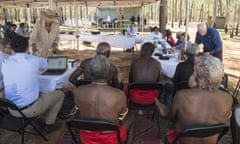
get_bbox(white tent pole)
[49,0,53,9]
[75,4,80,57]
[184,0,190,52]
[141,2,144,34]
[27,7,31,31]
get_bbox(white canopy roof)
[0,0,157,8]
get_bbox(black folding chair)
[172,123,229,144]
[66,118,121,144]
[75,79,92,87]
[0,98,48,144]
[127,82,163,138]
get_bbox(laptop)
[42,56,68,75]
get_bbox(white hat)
[40,9,59,21]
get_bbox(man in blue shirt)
[195,23,223,60]
[1,35,64,133]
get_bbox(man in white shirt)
[148,26,163,40]
[1,35,64,133]
[30,9,60,57]
[0,39,12,98]
[126,23,138,36]
[15,23,29,38]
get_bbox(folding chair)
[66,118,121,144]
[127,82,163,138]
[231,106,240,144]
[172,123,229,144]
[0,98,48,144]
[75,79,92,87]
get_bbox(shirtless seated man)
[73,55,135,144]
[126,42,161,105]
[156,55,233,144]
[69,42,123,89]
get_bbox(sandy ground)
[0,27,239,144]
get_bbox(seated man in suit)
[156,55,233,144]
[126,42,161,105]
[1,35,64,133]
[69,42,123,89]
[73,55,135,144]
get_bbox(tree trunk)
[212,0,217,27]
[225,0,230,33]
[218,0,224,16]
[171,0,175,28]
[236,6,240,36]
[159,0,167,34]
[189,1,194,22]
[231,0,237,38]
[199,2,204,22]
[179,0,182,27]
[174,0,178,21]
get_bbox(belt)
[20,100,37,110]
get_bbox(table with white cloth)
[39,67,76,93]
[59,34,137,49]
[152,47,180,78]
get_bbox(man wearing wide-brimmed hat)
[30,9,60,57]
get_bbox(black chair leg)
[157,111,160,138]
[30,123,48,141]
[21,131,24,144]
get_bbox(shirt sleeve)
[53,23,60,44]
[38,57,48,71]
[29,21,40,45]
[195,32,201,44]
[209,29,222,54]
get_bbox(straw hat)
[40,9,59,21]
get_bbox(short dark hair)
[96,42,111,58]
[10,24,17,28]
[141,42,154,57]
[153,26,159,31]
[19,23,25,28]
[165,29,172,36]
[180,32,190,40]
[10,35,29,53]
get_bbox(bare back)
[129,57,161,82]
[73,84,127,124]
[171,88,232,144]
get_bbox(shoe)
[43,122,61,134]
[34,118,44,128]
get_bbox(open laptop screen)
[47,57,67,70]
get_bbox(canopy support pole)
[49,0,53,9]
[75,4,80,57]
[141,1,144,34]
[184,0,190,52]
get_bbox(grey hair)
[197,22,207,30]
[90,55,110,80]
[194,55,224,90]
[186,43,200,57]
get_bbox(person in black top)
[173,43,200,90]
[4,24,17,41]
[163,43,199,105]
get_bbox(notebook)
[42,56,68,75]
